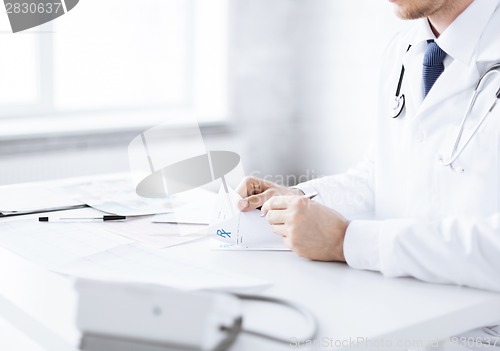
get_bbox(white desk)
[1,178,500,351]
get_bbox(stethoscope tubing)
[439,63,500,168]
[392,57,500,172]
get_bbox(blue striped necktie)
[422,40,447,98]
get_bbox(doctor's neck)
[394,0,474,37]
[427,0,473,37]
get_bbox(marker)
[39,215,126,222]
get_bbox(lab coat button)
[415,132,425,143]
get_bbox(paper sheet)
[0,219,269,291]
[60,175,184,216]
[0,219,133,268]
[208,187,288,250]
[60,243,268,291]
[152,208,211,225]
[60,176,218,218]
[4,206,204,249]
[152,190,217,225]
[211,240,291,251]
[0,182,81,212]
[100,216,208,248]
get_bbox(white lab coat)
[297,0,500,293]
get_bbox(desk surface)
[1,177,500,351]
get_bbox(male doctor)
[237,0,500,349]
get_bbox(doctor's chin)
[0,0,499,351]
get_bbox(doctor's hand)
[236,176,304,211]
[261,196,349,262]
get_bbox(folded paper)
[209,187,288,250]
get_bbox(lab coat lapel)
[416,60,480,120]
[401,48,424,116]
[475,1,500,63]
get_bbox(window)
[0,32,39,112]
[0,0,228,138]
[53,0,191,111]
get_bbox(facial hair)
[394,0,449,20]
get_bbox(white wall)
[297,1,406,176]
[229,0,300,180]
[231,0,406,182]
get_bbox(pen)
[260,192,318,216]
[303,192,318,200]
[39,215,126,222]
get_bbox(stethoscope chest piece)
[391,94,406,118]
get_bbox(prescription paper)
[209,187,289,250]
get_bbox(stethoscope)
[390,45,411,119]
[391,47,500,172]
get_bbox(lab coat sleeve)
[293,155,375,220]
[344,214,500,292]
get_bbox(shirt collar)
[412,18,435,45]
[408,0,499,65]
[437,0,499,65]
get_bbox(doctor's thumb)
[238,193,269,211]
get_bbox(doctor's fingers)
[265,209,288,225]
[270,224,287,237]
[261,195,301,216]
[238,190,276,211]
[235,176,274,198]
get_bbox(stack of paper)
[60,176,183,216]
